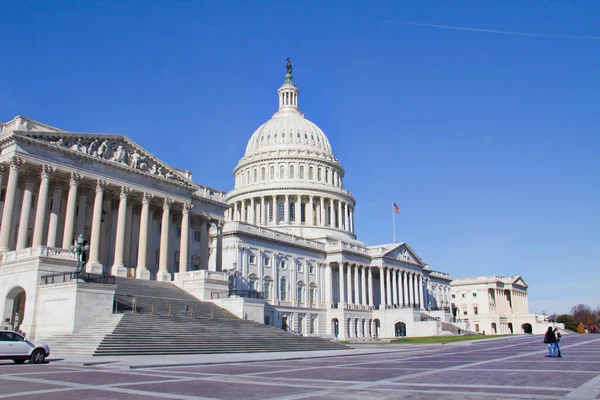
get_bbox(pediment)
[512,276,528,288]
[382,243,424,266]
[15,130,195,187]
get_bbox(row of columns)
[0,159,208,280]
[228,194,354,233]
[237,164,343,189]
[337,263,426,309]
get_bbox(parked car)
[0,331,50,364]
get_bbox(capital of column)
[24,171,38,183]
[182,202,193,215]
[8,156,24,171]
[142,192,154,204]
[163,198,174,210]
[0,165,5,178]
[120,186,132,198]
[69,172,82,186]
[41,164,55,179]
[96,179,107,192]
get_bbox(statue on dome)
[286,58,293,75]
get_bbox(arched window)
[297,282,305,303]
[279,165,284,179]
[280,277,287,301]
[325,169,329,183]
[299,165,304,179]
[263,277,272,300]
[289,201,296,222]
[309,166,313,180]
[268,200,273,222]
[253,169,257,183]
[246,170,250,184]
[248,274,258,291]
[318,168,322,181]
[278,201,285,222]
[309,284,317,304]
[300,203,306,223]
[289,165,295,179]
[270,166,274,180]
[261,167,265,181]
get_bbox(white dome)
[244,110,333,157]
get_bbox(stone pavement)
[1,334,599,399]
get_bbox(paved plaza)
[1,334,600,399]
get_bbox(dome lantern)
[277,58,300,112]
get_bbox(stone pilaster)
[157,198,173,281]
[0,157,23,253]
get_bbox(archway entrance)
[3,287,26,331]
[373,319,381,338]
[521,323,532,334]
[331,318,339,338]
[508,322,513,334]
[394,321,406,337]
[491,322,497,334]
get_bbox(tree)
[557,314,578,332]
[577,322,586,334]
[571,304,596,328]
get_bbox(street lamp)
[71,233,89,274]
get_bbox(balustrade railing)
[40,272,115,285]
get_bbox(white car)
[0,331,50,364]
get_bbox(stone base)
[111,265,128,277]
[136,268,150,280]
[85,262,104,274]
[156,271,172,281]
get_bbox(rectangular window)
[451,294,456,298]
[264,315,270,325]
[463,310,468,316]
[461,293,466,298]
[193,231,201,241]
[264,257,270,267]
[474,307,479,315]
[473,293,477,297]
[249,254,256,264]
[297,286,303,302]
[309,264,315,274]
[298,262,304,273]
[301,203,306,223]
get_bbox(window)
[300,203,306,223]
[193,231,201,241]
[309,166,313,180]
[249,254,256,264]
[298,262,304,273]
[280,277,287,301]
[297,284,304,302]
[298,316,303,334]
[248,276,257,291]
[246,170,250,184]
[261,167,265,181]
[310,317,315,334]
[461,293,466,298]
[473,293,477,297]
[278,201,284,222]
[452,294,456,298]
[309,264,315,274]
[268,201,274,222]
[318,168,322,181]
[176,227,181,238]
[299,165,304,179]
[263,279,272,299]
[325,169,329,183]
[289,165,294,179]
[264,256,270,267]
[280,260,287,270]
[270,166,274,179]
[264,315,271,325]
[279,165,284,179]
[474,307,479,315]
[290,201,296,222]
[309,286,316,303]
[463,310,468,316]
[475,323,480,333]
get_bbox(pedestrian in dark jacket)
[544,326,557,357]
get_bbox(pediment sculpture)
[31,134,186,184]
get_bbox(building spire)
[278,58,300,112]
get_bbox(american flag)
[393,202,400,214]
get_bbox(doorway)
[281,316,288,331]
[394,321,406,337]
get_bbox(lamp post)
[71,233,90,275]
[230,262,238,296]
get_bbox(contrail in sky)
[383,20,600,40]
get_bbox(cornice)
[226,184,355,205]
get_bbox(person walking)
[544,326,557,357]
[554,327,562,358]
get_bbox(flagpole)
[392,202,396,243]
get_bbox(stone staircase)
[42,314,123,356]
[95,314,349,356]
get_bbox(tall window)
[318,168,322,181]
[474,306,479,315]
[299,165,304,179]
[289,201,296,222]
[297,284,304,303]
[280,277,287,301]
[253,169,257,182]
[261,167,265,181]
[247,170,250,184]
[325,169,329,183]
[270,166,274,179]
[309,286,316,304]
[300,203,306,223]
[279,165,284,179]
[278,201,285,222]
[290,165,295,179]
[268,201,273,222]
[248,275,257,291]
[263,279,272,300]
[309,166,313,180]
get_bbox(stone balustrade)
[1,245,77,263]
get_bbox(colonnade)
[0,158,212,280]
[337,263,426,309]
[490,288,527,316]
[227,194,354,233]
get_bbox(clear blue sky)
[1,1,598,314]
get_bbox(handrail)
[40,272,115,285]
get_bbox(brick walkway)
[1,334,599,399]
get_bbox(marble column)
[178,202,192,274]
[284,194,290,223]
[199,217,209,269]
[338,263,345,305]
[136,193,153,279]
[295,196,301,225]
[320,197,325,227]
[386,268,392,306]
[261,197,267,225]
[418,275,424,309]
[379,267,386,308]
[349,208,354,233]
[360,266,367,306]
[309,196,314,226]
[86,180,106,273]
[402,271,409,306]
[324,263,332,304]
[406,273,412,307]
[0,158,22,253]
[353,264,359,306]
[16,175,36,250]
[233,202,238,222]
[250,197,255,225]
[157,198,173,281]
[347,263,353,304]
[392,269,398,306]
[344,202,349,231]
[329,198,334,227]
[411,273,417,306]
[46,181,64,248]
[124,203,134,267]
[111,186,130,277]
[337,201,343,229]
[367,267,374,306]
[61,172,81,249]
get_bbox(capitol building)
[0,62,554,342]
